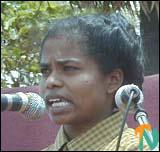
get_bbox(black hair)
[40,12,144,89]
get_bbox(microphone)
[115,84,145,151]
[115,84,159,151]
[1,92,46,120]
[115,84,144,113]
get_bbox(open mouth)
[45,96,73,108]
[48,98,71,107]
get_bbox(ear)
[105,69,124,94]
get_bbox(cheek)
[69,74,105,103]
[74,74,96,90]
[69,74,108,121]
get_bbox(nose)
[46,72,64,89]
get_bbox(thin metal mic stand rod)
[115,91,134,151]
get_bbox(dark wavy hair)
[40,12,144,89]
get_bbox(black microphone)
[115,84,144,113]
[1,92,46,120]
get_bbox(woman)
[39,12,148,151]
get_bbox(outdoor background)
[1,1,159,88]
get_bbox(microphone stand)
[115,91,135,151]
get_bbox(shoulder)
[100,128,150,151]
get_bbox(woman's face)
[40,37,113,125]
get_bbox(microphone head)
[20,93,46,120]
[115,84,144,113]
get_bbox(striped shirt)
[42,111,149,151]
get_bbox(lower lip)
[48,102,73,115]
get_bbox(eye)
[63,66,79,72]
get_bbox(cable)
[115,91,134,151]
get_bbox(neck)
[63,112,113,140]
[63,121,97,140]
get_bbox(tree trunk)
[140,1,159,75]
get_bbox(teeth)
[52,101,70,107]
[49,98,61,102]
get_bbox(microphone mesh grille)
[21,93,46,120]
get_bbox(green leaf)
[13,48,21,57]
[4,17,16,30]
[19,26,30,35]
[9,29,19,40]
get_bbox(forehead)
[41,37,86,61]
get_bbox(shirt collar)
[54,125,68,150]
[54,111,127,151]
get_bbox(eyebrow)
[56,58,81,64]
[40,58,81,67]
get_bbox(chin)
[47,112,74,125]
